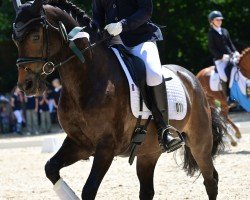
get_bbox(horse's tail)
[183,106,225,176]
[210,106,225,155]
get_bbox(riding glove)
[233,51,241,64]
[104,22,122,36]
[234,51,240,57]
[222,54,230,61]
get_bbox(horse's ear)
[13,0,22,13]
[31,0,43,13]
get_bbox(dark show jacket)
[92,0,163,47]
[208,27,236,60]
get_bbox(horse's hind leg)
[188,133,219,200]
[136,153,160,200]
[227,117,241,139]
[221,101,241,142]
[186,113,219,200]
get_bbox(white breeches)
[215,59,229,82]
[14,110,23,123]
[126,42,163,86]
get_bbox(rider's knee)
[146,70,163,86]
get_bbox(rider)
[208,10,240,95]
[92,0,183,152]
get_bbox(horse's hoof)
[235,133,242,139]
[231,141,237,146]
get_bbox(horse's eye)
[32,35,40,41]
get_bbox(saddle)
[210,62,234,92]
[111,44,152,110]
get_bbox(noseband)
[13,9,112,77]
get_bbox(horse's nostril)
[24,79,33,91]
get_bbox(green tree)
[0,0,249,93]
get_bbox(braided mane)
[241,48,250,57]
[239,47,250,65]
[45,0,92,27]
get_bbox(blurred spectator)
[51,79,61,123]
[0,95,15,134]
[0,105,10,134]
[38,91,51,133]
[47,88,54,118]
[24,96,39,135]
[10,86,24,134]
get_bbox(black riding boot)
[221,80,229,96]
[149,80,183,153]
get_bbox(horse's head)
[238,48,250,79]
[13,0,93,96]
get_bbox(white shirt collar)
[213,26,222,35]
[54,87,61,92]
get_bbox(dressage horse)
[197,48,250,146]
[13,1,225,199]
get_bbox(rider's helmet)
[208,11,224,22]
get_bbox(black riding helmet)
[208,10,224,22]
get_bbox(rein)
[13,9,111,76]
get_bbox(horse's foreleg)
[220,102,241,144]
[45,136,86,199]
[82,137,115,200]
[136,153,160,200]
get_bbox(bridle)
[13,9,62,76]
[13,9,111,77]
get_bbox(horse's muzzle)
[17,78,35,95]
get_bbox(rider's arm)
[208,31,223,59]
[120,0,153,32]
[92,0,105,30]
[225,29,237,52]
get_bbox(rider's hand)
[104,22,122,36]
[234,51,240,57]
[222,54,230,61]
[233,51,241,64]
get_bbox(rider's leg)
[215,59,229,95]
[148,79,183,152]
[129,42,183,152]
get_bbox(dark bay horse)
[13,0,224,199]
[197,48,250,146]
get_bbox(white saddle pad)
[229,67,247,95]
[209,69,223,91]
[111,48,187,120]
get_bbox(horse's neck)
[58,46,111,100]
[239,61,250,79]
[239,49,250,79]
[239,68,250,79]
